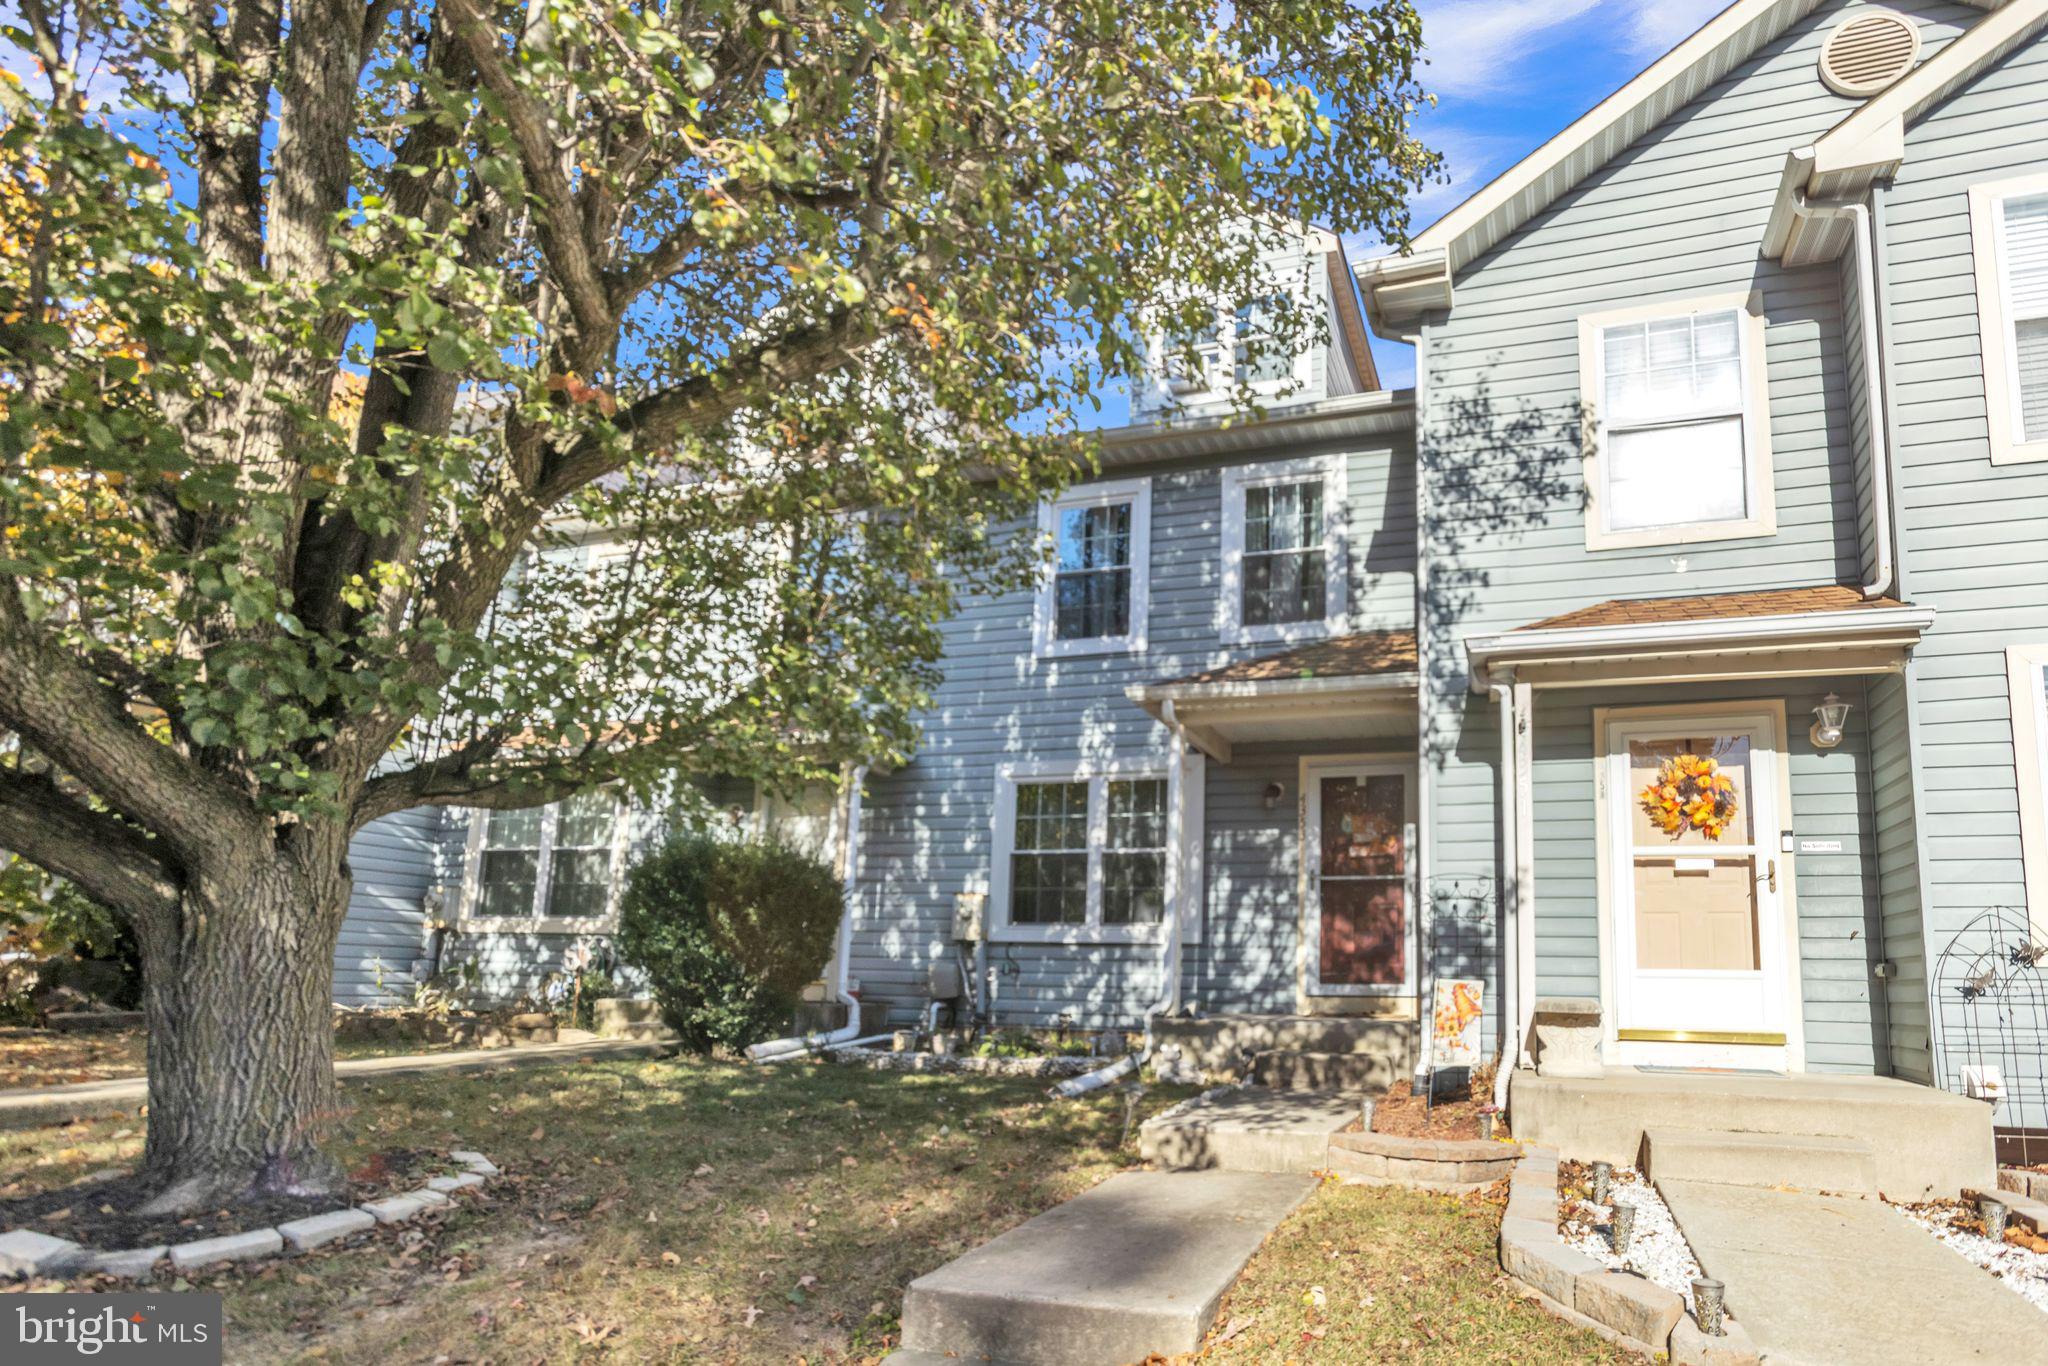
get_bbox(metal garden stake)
[1591,1160,1612,1205]
[1979,1195,2009,1240]
[1611,1201,1635,1255]
[1693,1278,1726,1336]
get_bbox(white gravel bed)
[1897,1203,2048,1315]
[1561,1164,1705,1311]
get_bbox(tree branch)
[0,586,262,869]
[442,0,616,358]
[0,768,181,920]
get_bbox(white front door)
[1303,760,1416,997]
[1602,710,1796,1068]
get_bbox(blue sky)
[1361,0,1733,388]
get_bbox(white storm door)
[1606,714,1791,1065]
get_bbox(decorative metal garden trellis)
[1422,873,1497,1109]
[1931,907,2048,1168]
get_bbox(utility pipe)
[747,765,870,1062]
[1489,681,1520,1113]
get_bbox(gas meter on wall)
[951,892,986,943]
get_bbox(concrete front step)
[1509,1068,1994,1200]
[1152,1015,1415,1082]
[1645,1127,1876,1195]
[1138,1087,1362,1173]
[1250,1049,1402,1093]
[899,1170,1314,1366]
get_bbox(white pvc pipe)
[1489,682,1519,1113]
[1847,201,1895,601]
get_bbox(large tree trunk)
[135,833,354,1215]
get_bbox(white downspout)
[1489,680,1519,1112]
[1053,701,1192,1097]
[1792,178,1894,600]
[1406,327,1434,1083]
[748,764,870,1061]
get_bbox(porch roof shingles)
[1160,629,1417,689]
[1523,585,1909,633]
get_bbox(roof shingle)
[1524,585,1907,633]
[1160,630,1417,688]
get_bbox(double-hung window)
[1033,477,1151,658]
[1579,294,1775,550]
[2008,645,2048,940]
[994,768,1171,941]
[463,791,628,930]
[1234,295,1296,388]
[1220,456,1346,645]
[1971,175,2048,463]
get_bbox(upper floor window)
[1970,174,2048,464]
[992,767,1169,941]
[1235,296,1295,387]
[1033,477,1151,658]
[1578,293,1776,551]
[1151,296,1304,403]
[462,790,627,930]
[1220,456,1347,645]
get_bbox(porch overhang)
[1128,631,1417,764]
[1464,588,1935,693]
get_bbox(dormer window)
[1164,321,1224,395]
[1235,296,1294,386]
[1032,477,1152,658]
[1152,297,1302,401]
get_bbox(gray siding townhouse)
[333,0,2048,1148]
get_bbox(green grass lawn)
[0,1057,1623,1363]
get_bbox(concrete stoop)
[1644,1127,1877,1196]
[1151,1015,1414,1083]
[1137,1087,1362,1174]
[1509,1068,1995,1200]
[896,1170,1315,1365]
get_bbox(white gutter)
[1464,605,1937,690]
[1126,670,1418,709]
[1488,682,1519,1113]
[747,765,869,1062]
[1054,701,1193,1097]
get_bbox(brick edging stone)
[0,1149,498,1282]
[1496,1147,1761,1365]
[1327,1130,1525,1192]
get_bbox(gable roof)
[1357,0,2007,331]
[1765,0,2048,265]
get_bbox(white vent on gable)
[1818,11,1921,97]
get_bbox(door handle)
[1763,859,1777,893]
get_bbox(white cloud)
[1415,0,1606,98]
[1619,0,1731,56]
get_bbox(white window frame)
[989,759,1176,945]
[1149,297,1313,406]
[1577,291,1777,551]
[1219,455,1348,646]
[1970,172,2048,466]
[2007,644,2048,941]
[1032,477,1151,659]
[456,794,634,935]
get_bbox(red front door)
[1311,769,1410,990]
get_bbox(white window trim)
[1970,172,2048,466]
[2007,644,2048,942]
[1147,297,1316,407]
[1219,455,1349,646]
[1577,290,1778,551]
[988,759,1174,946]
[1032,477,1152,659]
[456,796,633,935]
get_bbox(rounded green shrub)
[614,832,844,1054]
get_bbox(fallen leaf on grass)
[660,1251,681,1266]
[1212,1315,1255,1345]
[743,1305,763,1328]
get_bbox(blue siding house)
[336,0,2048,1142]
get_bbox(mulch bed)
[0,1147,441,1251]
[1369,1066,1497,1141]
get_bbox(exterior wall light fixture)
[1810,693,1852,749]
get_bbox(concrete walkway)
[896,1169,1313,1364]
[0,1036,678,1130]
[1660,1179,2048,1365]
